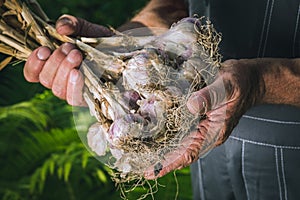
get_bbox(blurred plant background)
[0,0,193,199]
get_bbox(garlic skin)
[122,90,141,111]
[108,114,145,145]
[87,122,108,156]
[138,95,165,121]
[114,156,132,174]
[122,50,161,91]
[137,98,166,137]
[109,146,124,160]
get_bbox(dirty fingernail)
[154,162,163,176]
[61,43,74,55]
[57,16,73,26]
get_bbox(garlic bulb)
[87,123,108,156]
[81,17,222,177]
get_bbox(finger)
[56,14,113,37]
[52,49,83,99]
[39,43,76,89]
[144,130,204,180]
[144,150,184,180]
[187,77,227,115]
[24,47,51,82]
[56,14,78,36]
[66,69,86,106]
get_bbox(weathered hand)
[144,59,266,179]
[23,15,114,105]
[24,43,84,105]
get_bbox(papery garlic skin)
[108,114,145,145]
[87,123,108,156]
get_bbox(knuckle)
[186,145,199,164]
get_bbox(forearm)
[118,0,188,31]
[260,58,300,107]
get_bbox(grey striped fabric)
[191,105,300,200]
[188,0,300,59]
[188,0,300,199]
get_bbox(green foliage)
[0,87,119,200]
[0,0,193,200]
[122,168,193,200]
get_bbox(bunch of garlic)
[83,17,221,176]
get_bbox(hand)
[144,59,265,179]
[23,15,114,106]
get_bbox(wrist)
[220,59,265,109]
[260,58,300,107]
[120,0,188,31]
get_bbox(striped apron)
[188,0,300,199]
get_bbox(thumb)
[187,77,227,114]
[56,14,114,37]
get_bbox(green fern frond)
[27,132,111,195]
[0,90,75,135]
[0,101,48,131]
[2,189,23,200]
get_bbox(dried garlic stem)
[80,35,154,50]
[0,43,28,60]
[0,34,31,57]
[81,61,127,120]
[21,2,54,49]
[33,13,74,44]
[76,40,125,80]
[0,20,38,48]
[3,0,22,12]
